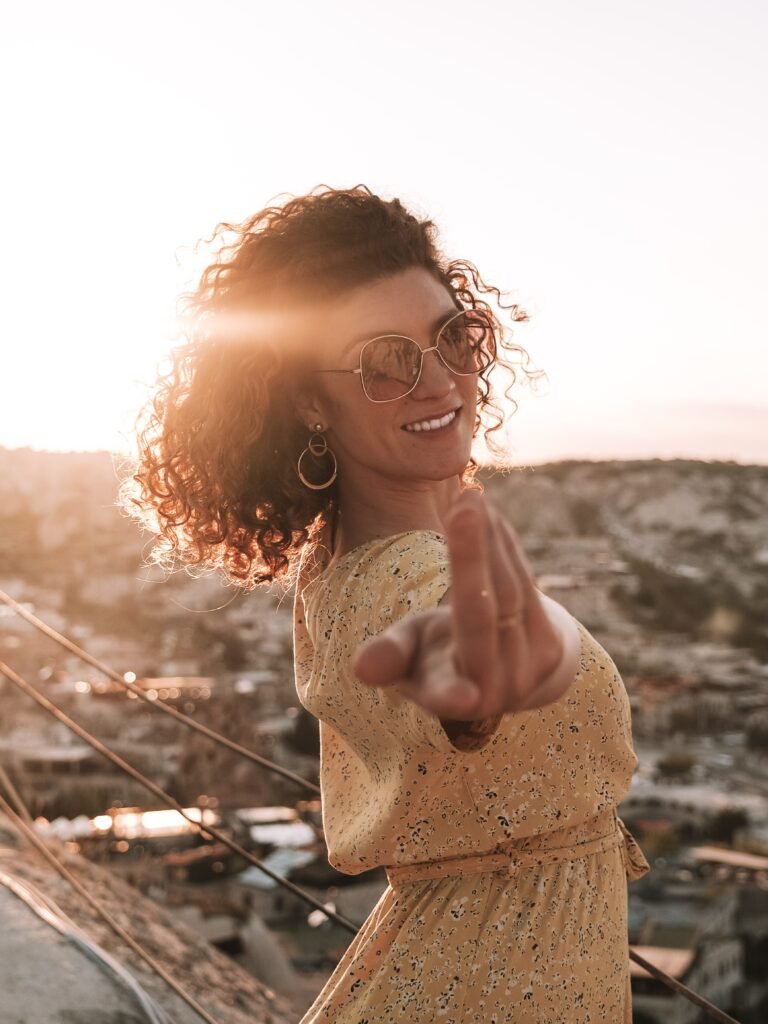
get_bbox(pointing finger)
[445,490,498,687]
[496,510,539,602]
[486,504,529,705]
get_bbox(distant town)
[0,446,767,1022]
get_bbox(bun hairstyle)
[119,184,543,591]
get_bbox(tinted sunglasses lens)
[361,338,421,400]
[438,310,494,372]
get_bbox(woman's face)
[293,266,481,491]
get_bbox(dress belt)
[384,807,651,889]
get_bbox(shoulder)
[303,529,451,637]
[326,529,447,584]
[367,528,448,575]
[341,530,449,602]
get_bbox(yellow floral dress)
[293,529,650,1023]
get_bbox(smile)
[402,408,459,433]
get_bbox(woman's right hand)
[352,489,579,723]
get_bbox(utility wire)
[0,588,319,797]
[0,763,35,827]
[0,658,358,934]
[0,791,221,1024]
[626,946,741,1024]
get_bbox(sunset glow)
[2,1,766,464]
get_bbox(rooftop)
[0,812,297,1022]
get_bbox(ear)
[292,384,332,433]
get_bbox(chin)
[411,450,472,481]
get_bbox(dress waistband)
[384,807,651,889]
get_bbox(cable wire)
[0,588,319,797]
[0,658,358,934]
[0,791,220,1024]
[626,946,741,1023]
[0,763,35,827]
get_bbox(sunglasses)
[314,308,495,402]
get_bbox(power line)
[0,588,319,796]
[627,947,742,1023]
[0,763,34,827]
[0,658,358,935]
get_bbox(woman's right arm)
[353,490,579,723]
[435,584,581,748]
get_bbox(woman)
[125,184,650,1022]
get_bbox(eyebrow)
[338,306,461,360]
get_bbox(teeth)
[404,409,457,433]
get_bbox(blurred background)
[1,2,767,1022]
[1,0,767,463]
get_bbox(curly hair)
[119,184,545,592]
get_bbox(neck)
[329,471,466,559]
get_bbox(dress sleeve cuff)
[534,591,582,699]
[438,712,504,752]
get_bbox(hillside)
[480,458,768,662]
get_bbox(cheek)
[460,375,481,407]
[331,395,395,444]
[322,389,368,432]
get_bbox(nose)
[412,345,457,399]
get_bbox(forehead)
[276,266,458,357]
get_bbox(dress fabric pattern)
[293,530,650,1023]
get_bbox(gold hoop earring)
[297,423,337,490]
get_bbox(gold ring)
[498,610,523,629]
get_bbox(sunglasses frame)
[313,308,495,403]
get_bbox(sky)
[1,0,766,465]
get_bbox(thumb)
[352,617,420,686]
